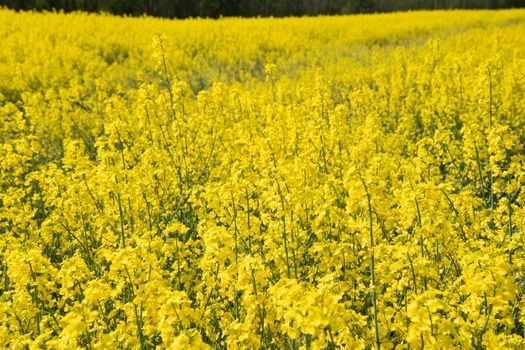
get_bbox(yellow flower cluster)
[1,8,525,349]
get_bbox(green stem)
[359,175,380,350]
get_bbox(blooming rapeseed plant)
[0,7,525,349]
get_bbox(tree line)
[1,0,523,18]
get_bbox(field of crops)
[1,8,525,349]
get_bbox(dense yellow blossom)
[1,7,525,349]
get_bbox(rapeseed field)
[1,8,525,349]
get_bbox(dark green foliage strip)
[0,0,524,18]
